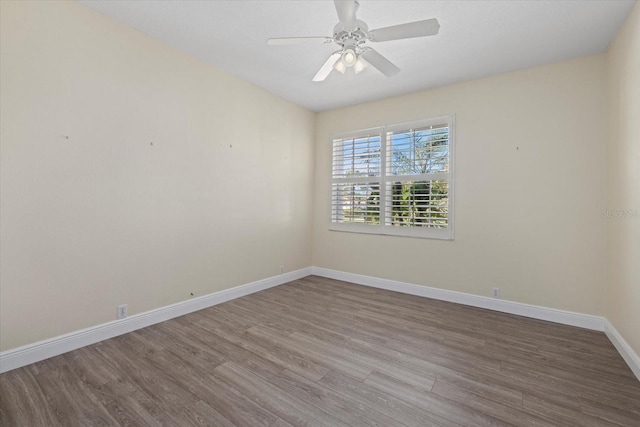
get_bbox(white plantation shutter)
[331,132,382,228]
[330,116,454,239]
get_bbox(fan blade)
[312,52,342,82]
[267,37,332,46]
[334,0,358,29]
[360,48,400,77]
[369,18,440,42]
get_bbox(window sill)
[329,223,454,240]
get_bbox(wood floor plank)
[430,378,554,426]
[227,296,353,347]
[169,400,236,427]
[361,370,510,427]
[501,360,640,403]
[94,339,198,409]
[319,370,469,427]
[241,292,390,346]
[1,275,638,426]
[151,319,229,365]
[265,299,393,347]
[213,361,351,427]
[522,392,621,427]
[274,369,403,427]
[0,368,61,426]
[348,336,526,407]
[578,396,640,427]
[193,319,330,381]
[87,379,179,427]
[269,417,297,427]
[349,310,502,372]
[149,349,279,427]
[62,345,121,389]
[34,364,119,426]
[291,330,439,392]
[247,325,373,381]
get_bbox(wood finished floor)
[1,276,639,426]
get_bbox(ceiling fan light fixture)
[341,48,357,67]
[354,57,366,74]
[334,59,347,74]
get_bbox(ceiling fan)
[267,0,440,82]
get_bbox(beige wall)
[0,1,315,351]
[313,55,609,316]
[606,3,640,356]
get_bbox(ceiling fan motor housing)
[333,19,369,59]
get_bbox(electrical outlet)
[492,288,500,299]
[279,265,284,274]
[117,304,128,319]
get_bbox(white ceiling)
[78,0,636,112]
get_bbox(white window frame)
[329,115,455,240]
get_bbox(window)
[330,116,454,239]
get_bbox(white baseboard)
[0,268,312,374]
[604,319,640,380]
[311,267,605,331]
